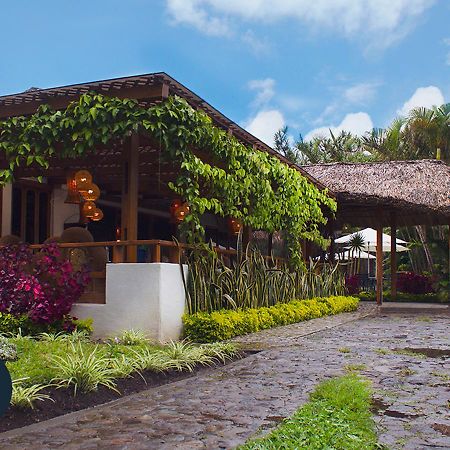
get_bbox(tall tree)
[274,126,300,164]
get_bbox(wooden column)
[448,223,450,302]
[376,225,383,305]
[268,232,273,257]
[242,226,252,250]
[121,134,139,262]
[328,220,335,263]
[390,213,397,301]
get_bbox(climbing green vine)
[0,93,336,266]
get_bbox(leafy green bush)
[0,336,17,361]
[0,312,94,336]
[357,291,447,303]
[183,296,359,342]
[240,375,377,450]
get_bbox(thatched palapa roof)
[302,160,450,227]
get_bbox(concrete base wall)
[72,263,187,342]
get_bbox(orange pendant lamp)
[170,199,190,223]
[81,183,100,202]
[228,217,243,235]
[64,172,81,204]
[74,170,93,192]
[82,201,97,218]
[91,208,104,222]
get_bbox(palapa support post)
[242,226,252,251]
[121,133,139,262]
[268,232,273,257]
[328,220,335,263]
[376,225,383,305]
[448,223,450,302]
[390,213,397,302]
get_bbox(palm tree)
[347,232,366,275]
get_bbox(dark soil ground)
[1,351,256,433]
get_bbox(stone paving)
[0,304,449,449]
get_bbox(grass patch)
[375,348,390,355]
[431,371,450,382]
[344,363,367,373]
[392,349,426,359]
[338,347,351,354]
[240,375,379,450]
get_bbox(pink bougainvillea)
[397,271,434,295]
[345,274,360,295]
[0,243,90,324]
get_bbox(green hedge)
[0,313,93,336]
[183,296,359,342]
[357,291,448,303]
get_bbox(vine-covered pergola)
[0,73,335,266]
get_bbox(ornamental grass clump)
[51,343,118,395]
[11,378,53,409]
[183,245,346,314]
[110,329,150,346]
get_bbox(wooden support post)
[390,213,397,302]
[448,223,450,302]
[268,232,273,257]
[242,226,252,250]
[121,134,139,262]
[376,225,383,305]
[152,244,161,263]
[329,221,335,263]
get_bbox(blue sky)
[1,0,449,146]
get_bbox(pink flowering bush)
[0,243,90,325]
[397,271,434,295]
[345,275,360,295]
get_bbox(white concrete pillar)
[71,263,188,342]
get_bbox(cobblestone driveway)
[0,304,448,449]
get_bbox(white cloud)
[165,0,230,36]
[398,86,445,116]
[344,82,378,104]
[165,0,435,49]
[444,38,450,65]
[244,109,285,146]
[248,78,275,107]
[241,30,270,55]
[305,112,373,141]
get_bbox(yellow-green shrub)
[183,296,359,342]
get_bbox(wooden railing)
[26,239,287,304]
[29,239,286,265]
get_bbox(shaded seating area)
[303,160,450,304]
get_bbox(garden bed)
[1,352,250,433]
[357,291,448,304]
[1,332,243,433]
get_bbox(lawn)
[240,375,380,450]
